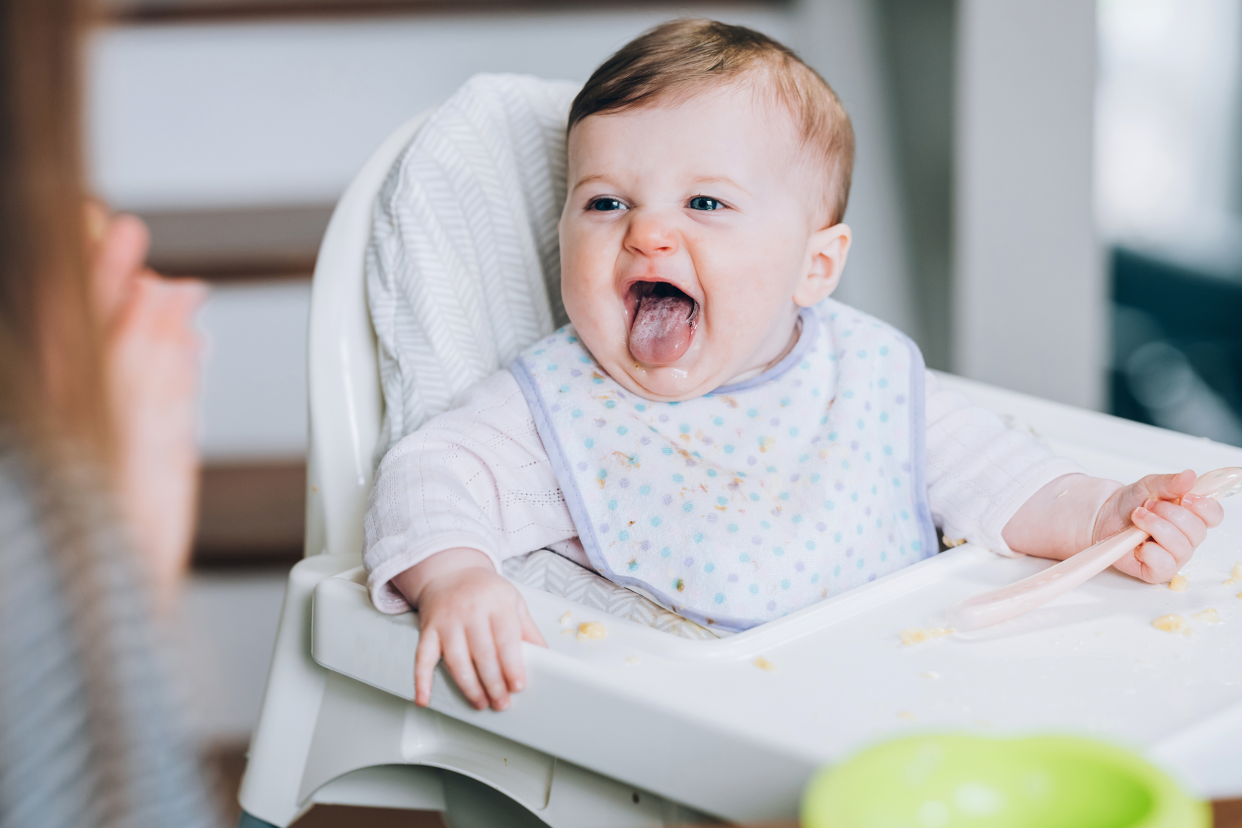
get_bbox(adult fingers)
[1182,493,1225,529]
[413,627,441,707]
[1132,505,1193,569]
[519,602,548,648]
[92,213,150,326]
[467,621,510,711]
[492,613,527,695]
[441,628,489,710]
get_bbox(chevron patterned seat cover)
[366,73,722,640]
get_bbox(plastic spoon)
[946,467,1242,632]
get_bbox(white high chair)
[236,94,1242,827]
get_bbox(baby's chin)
[601,345,733,402]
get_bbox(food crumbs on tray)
[919,671,942,680]
[576,621,607,641]
[1224,577,1240,587]
[753,656,776,672]
[625,655,640,666]
[560,628,573,636]
[900,626,954,645]
[558,610,572,627]
[943,537,967,548]
[1168,575,1189,592]
[897,711,915,721]
[1234,562,1242,579]
[1192,608,1221,624]
[1152,614,1191,635]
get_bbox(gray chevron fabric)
[501,551,727,641]
[366,74,730,640]
[368,73,576,463]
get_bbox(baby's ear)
[793,223,851,307]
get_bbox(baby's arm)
[924,371,1224,580]
[364,369,577,709]
[1003,471,1223,582]
[393,548,544,711]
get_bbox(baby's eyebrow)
[572,173,610,191]
[689,175,749,195]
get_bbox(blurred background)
[84,0,1242,822]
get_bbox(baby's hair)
[568,18,855,225]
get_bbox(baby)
[363,20,1223,712]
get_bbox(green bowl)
[801,734,1208,828]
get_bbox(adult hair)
[0,0,109,454]
[568,18,856,225]
[0,3,218,826]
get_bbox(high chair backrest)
[305,75,580,561]
[304,112,431,559]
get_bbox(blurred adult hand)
[88,203,206,614]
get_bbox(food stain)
[577,622,607,641]
[1168,575,1188,592]
[900,627,954,646]
[1192,608,1221,624]
[1151,614,1190,635]
[753,656,776,672]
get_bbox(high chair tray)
[311,377,1242,818]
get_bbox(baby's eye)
[588,197,626,212]
[688,196,724,211]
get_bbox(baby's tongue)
[629,291,696,365]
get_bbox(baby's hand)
[393,549,546,711]
[1094,470,1224,583]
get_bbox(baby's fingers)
[1130,540,1179,584]
[1182,493,1225,530]
[1146,499,1207,550]
[492,614,527,697]
[414,627,441,707]
[519,602,547,648]
[441,629,489,711]
[1132,504,1192,572]
[467,622,511,711]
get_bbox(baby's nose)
[625,212,680,257]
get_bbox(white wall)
[87,7,792,212]
[954,0,1104,409]
[794,0,919,342]
[171,570,289,743]
[198,281,309,462]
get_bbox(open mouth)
[626,280,700,366]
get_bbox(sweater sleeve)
[924,370,1085,556]
[363,368,578,613]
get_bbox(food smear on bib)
[628,281,698,365]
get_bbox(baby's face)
[560,84,849,401]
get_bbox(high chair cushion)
[501,550,725,640]
[367,73,577,461]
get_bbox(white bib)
[510,299,935,631]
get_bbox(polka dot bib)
[510,299,936,632]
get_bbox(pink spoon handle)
[946,467,1242,632]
